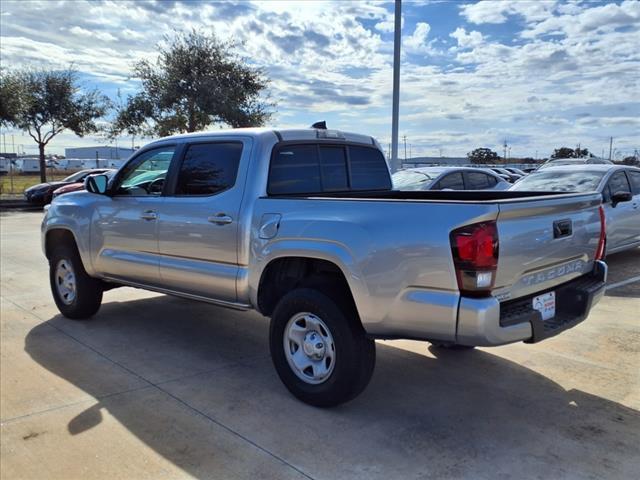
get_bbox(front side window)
[114,147,175,196]
[175,142,242,196]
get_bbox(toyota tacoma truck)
[42,127,607,406]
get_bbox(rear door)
[156,138,251,302]
[603,170,637,251]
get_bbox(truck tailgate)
[493,192,603,301]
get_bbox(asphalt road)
[1,211,639,480]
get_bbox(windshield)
[510,170,606,192]
[63,170,91,183]
[392,170,434,190]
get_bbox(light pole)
[390,0,402,173]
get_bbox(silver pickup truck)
[42,127,607,406]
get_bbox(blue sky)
[1,0,638,159]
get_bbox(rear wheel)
[49,243,103,319]
[269,287,375,407]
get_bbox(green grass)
[0,173,69,196]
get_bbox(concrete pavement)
[1,211,639,479]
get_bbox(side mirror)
[86,174,109,195]
[611,191,632,207]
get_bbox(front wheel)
[49,244,103,319]
[269,288,376,407]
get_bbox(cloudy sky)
[1,0,638,159]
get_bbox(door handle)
[140,210,157,221]
[208,213,233,225]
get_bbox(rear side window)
[175,142,242,195]
[465,172,492,190]
[626,170,640,195]
[434,172,464,190]
[268,143,390,195]
[269,145,322,194]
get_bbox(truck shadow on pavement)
[25,294,640,478]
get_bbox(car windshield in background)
[63,170,91,182]
[392,170,434,190]
[511,170,606,192]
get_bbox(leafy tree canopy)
[551,147,592,159]
[621,156,639,166]
[0,68,110,182]
[467,147,500,164]
[112,30,274,138]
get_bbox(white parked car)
[393,166,511,191]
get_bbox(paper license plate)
[532,291,555,321]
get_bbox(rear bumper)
[456,260,607,346]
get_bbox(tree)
[551,147,591,159]
[0,69,110,182]
[467,148,500,164]
[621,156,639,166]
[112,30,273,138]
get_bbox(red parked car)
[52,169,116,200]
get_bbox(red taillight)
[595,205,606,260]
[450,221,499,296]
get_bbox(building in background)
[64,146,135,160]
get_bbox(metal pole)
[403,135,407,161]
[390,0,402,173]
[608,137,613,161]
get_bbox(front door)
[157,139,251,302]
[92,145,176,285]
[603,170,636,251]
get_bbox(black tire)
[269,287,376,407]
[430,341,475,351]
[49,243,103,319]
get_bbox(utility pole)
[402,135,407,161]
[409,144,412,159]
[608,137,613,161]
[390,0,402,173]
[503,139,507,161]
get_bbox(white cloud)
[460,0,558,25]
[449,27,484,49]
[68,26,117,42]
[404,22,434,54]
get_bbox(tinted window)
[511,170,605,192]
[269,145,322,194]
[607,171,631,195]
[319,146,348,191]
[115,147,175,196]
[348,146,392,190]
[175,143,242,195]
[392,170,434,190]
[627,171,640,195]
[466,172,492,190]
[434,172,464,190]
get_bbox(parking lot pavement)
[1,211,639,480]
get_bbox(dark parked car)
[487,167,523,182]
[24,169,111,205]
[52,169,117,200]
[392,166,510,191]
[511,165,640,255]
